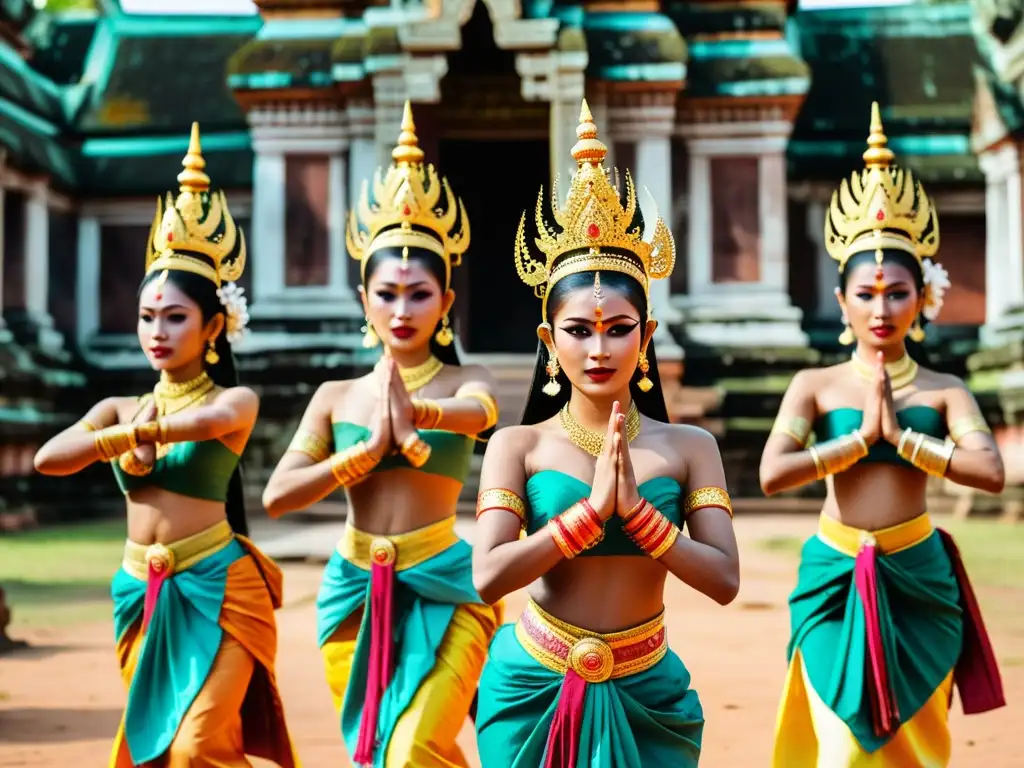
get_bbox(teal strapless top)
[111,439,240,502]
[815,406,946,468]
[331,422,474,483]
[524,469,683,558]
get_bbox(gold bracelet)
[329,441,379,487]
[286,429,332,463]
[810,430,869,478]
[461,391,500,430]
[897,429,955,478]
[683,487,733,518]
[118,450,153,477]
[476,488,527,524]
[547,500,604,558]
[135,418,169,445]
[949,415,991,444]
[93,424,138,462]
[400,432,432,468]
[412,399,444,430]
[770,415,811,447]
[76,419,98,433]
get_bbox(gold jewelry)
[361,317,380,348]
[839,324,855,346]
[286,429,332,463]
[543,352,562,397]
[146,123,245,288]
[514,100,675,324]
[329,441,379,487]
[476,488,527,525]
[636,350,653,393]
[118,450,153,477]
[412,399,444,429]
[399,432,432,468]
[949,415,991,443]
[896,427,954,477]
[460,390,499,430]
[76,419,98,432]
[94,425,139,462]
[151,371,216,416]
[770,415,811,447]
[683,487,734,518]
[435,314,454,347]
[559,401,640,457]
[850,351,919,391]
[623,502,679,558]
[205,338,220,365]
[548,500,604,559]
[135,418,170,445]
[825,102,938,272]
[909,318,926,342]
[809,430,869,479]
[346,101,469,291]
[398,355,443,393]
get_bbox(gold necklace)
[850,352,919,390]
[398,355,444,393]
[152,370,215,416]
[559,401,641,457]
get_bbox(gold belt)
[339,516,458,572]
[515,599,668,684]
[122,520,234,580]
[817,511,934,557]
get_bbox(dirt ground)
[1,515,1021,767]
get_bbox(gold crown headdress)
[346,101,470,288]
[825,102,939,271]
[514,99,675,321]
[145,122,246,287]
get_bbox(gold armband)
[949,415,991,444]
[476,488,526,525]
[770,415,811,447]
[135,418,170,445]
[623,499,680,559]
[684,487,734,518]
[94,424,138,462]
[400,432,432,468]
[897,427,955,478]
[807,430,869,479]
[287,429,332,463]
[547,499,604,559]
[412,399,444,430]
[329,441,379,487]
[462,391,499,430]
[118,450,153,477]
[75,419,98,433]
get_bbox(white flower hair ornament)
[216,282,250,344]
[920,258,950,322]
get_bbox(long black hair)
[520,257,670,426]
[363,240,461,367]
[839,247,930,353]
[138,259,249,536]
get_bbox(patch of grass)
[937,519,1024,590]
[756,535,804,556]
[0,518,125,628]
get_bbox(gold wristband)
[897,429,954,478]
[329,441,379,487]
[683,487,733,518]
[462,391,500,430]
[770,415,811,447]
[135,418,169,445]
[94,424,138,462]
[548,501,604,558]
[476,488,527,524]
[76,419,98,433]
[118,450,153,477]
[287,429,332,463]
[412,399,444,430]
[949,415,991,444]
[400,432,432,468]
[810,430,869,478]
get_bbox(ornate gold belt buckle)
[568,636,614,683]
[369,537,397,568]
[145,543,176,575]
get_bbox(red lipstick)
[391,326,415,340]
[149,346,172,359]
[584,367,616,383]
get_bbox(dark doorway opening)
[440,139,549,353]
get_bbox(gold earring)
[361,317,379,348]
[838,322,854,346]
[435,314,454,347]
[909,318,926,342]
[205,338,220,365]
[636,350,653,393]
[542,352,561,397]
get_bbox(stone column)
[809,199,840,319]
[979,141,1024,345]
[22,182,60,350]
[347,100,378,219]
[75,215,100,348]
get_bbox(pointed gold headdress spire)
[825,102,939,271]
[145,122,246,286]
[514,99,675,321]
[346,100,470,288]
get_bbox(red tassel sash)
[854,535,900,737]
[142,544,175,631]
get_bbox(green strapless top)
[111,439,240,502]
[331,422,474,483]
[815,406,946,469]
[524,469,684,558]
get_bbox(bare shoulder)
[451,363,496,389]
[485,424,540,458]
[658,422,720,453]
[213,385,259,408]
[791,365,837,390]
[917,366,965,392]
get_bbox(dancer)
[34,124,297,767]
[262,102,502,767]
[763,103,1006,767]
[472,100,740,767]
